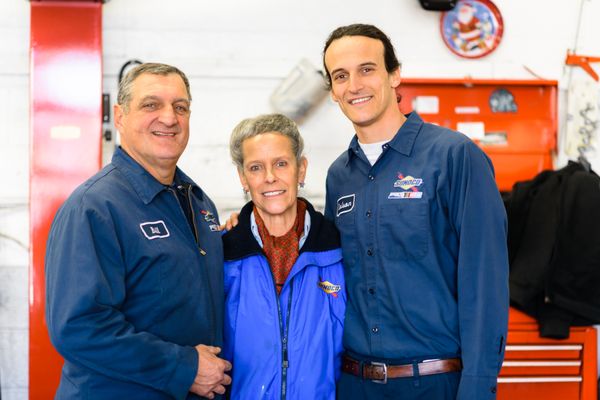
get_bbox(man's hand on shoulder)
[189,345,232,399]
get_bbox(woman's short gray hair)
[230,114,304,170]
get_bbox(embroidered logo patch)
[200,209,217,223]
[388,192,423,199]
[199,209,220,232]
[336,194,355,217]
[390,173,424,200]
[140,220,170,240]
[318,280,341,297]
[393,174,423,190]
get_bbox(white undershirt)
[358,139,389,165]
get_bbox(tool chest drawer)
[497,308,597,400]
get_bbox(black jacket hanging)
[505,161,600,338]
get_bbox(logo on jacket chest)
[318,279,341,297]
[389,172,424,199]
[336,194,355,217]
[140,220,170,240]
[199,209,220,232]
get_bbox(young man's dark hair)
[322,23,401,89]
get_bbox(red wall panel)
[29,2,102,398]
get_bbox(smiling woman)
[221,113,346,400]
[238,132,306,236]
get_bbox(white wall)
[0,1,33,399]
[1,1,600,398]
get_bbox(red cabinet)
[497,308,597,400]
[398,79,557,192]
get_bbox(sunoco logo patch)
[336,194,355,217]
[394,174,423,190]
[318,280,341,297]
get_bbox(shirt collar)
[250,209,312,250]
[345,112,423,165]
[111,147,203,205]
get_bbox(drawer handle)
[506,345,582,351]
[498,377,582,383]
[503,361,581,367]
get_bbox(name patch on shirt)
[318,280,341,297]
[140,220,170,240]
[336,194,355,217]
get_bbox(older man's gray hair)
[117,62,191,113]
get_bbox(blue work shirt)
[45,147,224,399]
[325,112,509,399]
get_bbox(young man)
[45,63,231,399]
[323,24,509,400]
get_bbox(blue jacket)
[325,112,509,399]
[222,200,345,400]
[45,147,224,399]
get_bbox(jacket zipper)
[168,185,215,344]
[183,184,206,254]
[270,264,294,400]
[168,185,206,254]
[182,184,216,344]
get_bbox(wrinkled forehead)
[242,132,295,156]
[131,73,190,102]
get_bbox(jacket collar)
[111,146,203,205]
[223,198,340,261]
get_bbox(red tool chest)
[498,308,597,400]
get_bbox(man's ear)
[390,67,401,89]
[330,90,340,103]
[114,104,125,132]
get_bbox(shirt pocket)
[379,202,429,260]
[335,210,359,266]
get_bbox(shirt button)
[367,249,373,256]
[368,175,374,181]
[365,210,372,218]
[372,327,379,333]
[490,386,497,394]
[368,288,375,295]
[383,144,389,149]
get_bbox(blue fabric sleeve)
[45,201,198,400]
[324,175,335,221]
[222,260,241,364]
[449,141,509,400]
[327,264,346,382]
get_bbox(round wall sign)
[440,0,504,59]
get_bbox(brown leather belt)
[342,355,462,384]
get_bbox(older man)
[45,63,231,399]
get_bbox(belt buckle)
[370,361,388,384]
